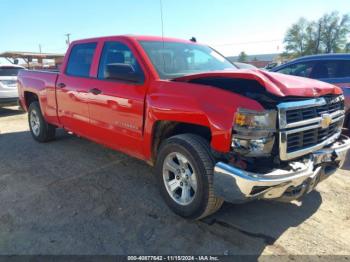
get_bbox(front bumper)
[213,135,350,203]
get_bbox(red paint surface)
[17,35,344,161]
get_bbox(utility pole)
[65,33,71,46]
[39,44,42,53]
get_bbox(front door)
[87,41,148,158]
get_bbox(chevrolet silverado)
[18,35,350,219]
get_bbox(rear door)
[86,40,148,158]
[56,42,97,137]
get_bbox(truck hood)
[172,69,343,97]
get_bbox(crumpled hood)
[173,69,343,97]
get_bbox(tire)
[28,101,56,142]
[155,134,224,220]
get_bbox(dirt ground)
[0,106,349,257]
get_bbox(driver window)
[98,41,143,80]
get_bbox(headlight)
[232,108,277,157]
[234,108,276,131]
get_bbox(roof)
[71,35,195,45]
[129,35,194,43]
[0,51,64,59]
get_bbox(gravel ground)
[0,106,349,257]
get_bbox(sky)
[0,0,349,61]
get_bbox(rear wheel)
[28,101,56,142]
[155,134,223,220]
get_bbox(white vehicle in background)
[0,64,25,107]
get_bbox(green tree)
[237,51,248,62]
[283,11,350,57]
[345,43,350,53]
[320,12,350,53]
[284,18,310,57]
[305,19,323,54]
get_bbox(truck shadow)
[0,106,25,117]
[201,192,322,255]
[0,130,326,255]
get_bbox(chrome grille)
[285,97,344,123]
[287,121,341,153]
[278,95,345,160]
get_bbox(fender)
[18,70,60,126]
[142,80,265,160]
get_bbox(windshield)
[0,67,23,76]
[139,41,237,79]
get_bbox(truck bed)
[18,69,60,125]
[18,69,59,93]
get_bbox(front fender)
[142,81,264,160]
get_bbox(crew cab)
[0,64,25,107]
[18,35,350,219]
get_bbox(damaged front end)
[213,134,350,203]
[173,71,348,203]
[213,95,350,203]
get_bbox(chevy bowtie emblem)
[320,114,332,129]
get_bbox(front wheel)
[155,134,223,220]
[28,101,56,142]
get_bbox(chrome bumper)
[213,135,350,203]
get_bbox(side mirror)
[105,63,144,83]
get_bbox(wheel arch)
[150,121,212,165]
[24,91,39,109]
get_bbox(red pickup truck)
[18,35,350,219]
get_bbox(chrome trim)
[277,97,327,111]
[284,114,344,135]
[280,130,342,161]
[277,95,344,129]
[313,134,350,167]
[283,110,344,129]
[277,95,345,161]
[213,135,350,203]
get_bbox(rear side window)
[66,43,97,77]
[309,60,339,79]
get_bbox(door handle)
[57,82,66,88]
[89,88,102,95]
